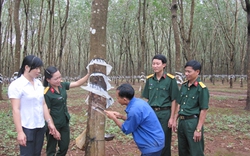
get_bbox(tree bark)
[37,0,45,59]
[84,0,109,155]
[47,0,55,65]
[14,0,21,72]
[171,0,181,72]
[23,0,29,56]
[242,0,250,110]
[0,0,4,100]
[179,0,195,61]
[137,0,147,75]
[58,0,69,71]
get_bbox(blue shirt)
[121,97,165,154]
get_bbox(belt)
[151,106,171,111]
[179,115,198,120]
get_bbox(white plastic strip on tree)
[83,58,114,109]
[88,73,113,91]
[81,84,114,108]
[86,58,112,75]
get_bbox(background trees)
[0,0,247,77]
[1,0,250,109]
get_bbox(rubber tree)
[13,0,21,72]
[0,0,4,100]
[240,0,250,110]
[84,0,109,155]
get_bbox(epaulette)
[44,87,49,94]
[199,82,206,88]
[167,73,175,79]
[146,74,154,79]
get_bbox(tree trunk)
[7,1,14,75]
[47,0,55,65]
[242,0,250,110]
[137,0,147,75]
[0,0,4,100]
[117,19,126,86]
[37,0,45,59]
[84,0,109,155]
[14,0,21,72]
[58,0,69,71]
[23,0,29,56]
[179,0,195,61]
[77,34,81,76]
[168,26,172,73]
[171,0,181,72]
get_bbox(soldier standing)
[142,54,179,156]
[43,66,89,156]
[173,60,210,156]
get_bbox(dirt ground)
[1,81,250,156]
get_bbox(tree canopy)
[0,0,247,77]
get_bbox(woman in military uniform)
[43,66,89,156]
[173,60,209,156]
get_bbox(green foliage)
[105,118,133,141]
[0,110,18,155]
[206,112,250,136]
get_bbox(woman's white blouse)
[8,75,45,129]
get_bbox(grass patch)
[209,88,246,93]
[1,82,250,155]
[212,95,232,101]
[105,118,133,142]
[0,110,18,155]
[210,150,238,156]
[205,113,250,136]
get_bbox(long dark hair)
[17,55,43,78]
[43,66,58,87]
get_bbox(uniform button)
[192,97,195,99]
[183,102,185,104]
[181,109,183,111]
[188,88,190,90]
[156,88,158,90]
[186,95,188,97]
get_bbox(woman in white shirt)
[8,55,60,156]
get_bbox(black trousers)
[20,126,46,156]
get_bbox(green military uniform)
[142,72,179,156]
[44,82,71,156]
[177,78,209,156]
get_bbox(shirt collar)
[20,74,42,87]
[49,83,63,94]
[185,77,201,87]
[125,97,136,113]
[153,72,167,80]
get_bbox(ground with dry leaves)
[0,80,250,156]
